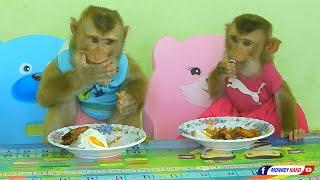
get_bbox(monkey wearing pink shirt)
[201,14,308,142]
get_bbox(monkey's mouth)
[86,59,108,65]
[202,88,208,93]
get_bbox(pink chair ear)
[152,36,176,69]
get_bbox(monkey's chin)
[239,60,262,77]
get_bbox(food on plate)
[61,126,89,145]
[76,128,109,149]
[61,126,122,148]
[192,129,212,140]
[192,126,260,140]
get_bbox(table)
[0,133,319,179]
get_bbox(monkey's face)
[226,24,267,63]
[74,19,126,65]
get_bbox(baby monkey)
[37,5,147,141]
[201,14,308,142]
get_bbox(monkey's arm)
[108,57,147,128]
[37,61,80,107]
[274,81,297,131]
[120,57,148,111]
[207,68,227,99]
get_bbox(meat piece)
[61,126,89,145]
[237,128,260,138]
[201,126,260,140]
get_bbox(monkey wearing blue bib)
[37,6,147,141]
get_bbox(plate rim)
[178,116,275,142]
[47,123,146,151]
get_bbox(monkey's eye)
[90,36,99,43]
[231,35,238,43]
[243,40,252,46]
[105,39,114,45]
[190,67,201,75]
[19,63,32,74]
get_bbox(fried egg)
[78,128,108,149]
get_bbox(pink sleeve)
[263,61,283,94]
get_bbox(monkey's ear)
[225,23,231,35]
[123,26,129,39]
[265,38,281,55]
[70,17,78,34]
[225,23,231,31]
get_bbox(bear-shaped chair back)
[0,35,63,144]
[143,35,225,139]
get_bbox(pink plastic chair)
[143,35,225,139]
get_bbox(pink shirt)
[200,60,308,135]
[225,61,283,113]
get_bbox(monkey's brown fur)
[208,14,299,133]
[37,6,147,142]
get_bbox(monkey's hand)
[275,82,303,143]
[72,54,118,89]
[116,91,137,116]
[207,58,236,99]
[215,58,237,79]
[280,129,304,143]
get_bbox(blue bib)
[56,44,128,120]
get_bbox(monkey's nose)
[32,73,42,81]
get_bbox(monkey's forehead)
[228,30,266,42]
[79,20,124,39]
[227,24,267,40]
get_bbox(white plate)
[178,117,275,150]
[48,124,146,159]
